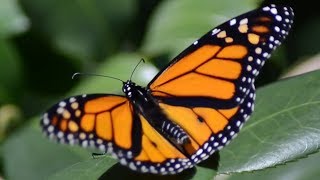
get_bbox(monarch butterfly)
[41,4,294,175]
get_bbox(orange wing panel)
[141,135,166,163]
[160,103,242,149]
[80,114,95,132]
[135,149,150,161]
[137,116,186,163]
[252,25,269,33]
[148,44,249,102]
[218,106,239,119]
[150,45,221,89]
[111,101,133,149]
[84,96,127,113]
[193,107,229,133]
[60,119,68,132]
[156,73,235,99]
[216,45,248,59]
[196,59,242,79]
[159,103,212,146]
[96,112,112,140]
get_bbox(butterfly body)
[123,80,190,146]
[41,4,294,175]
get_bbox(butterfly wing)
[149,4,294,109]
[159,84,256,164]
[41,94,192,174]
[41,94,142,156]
[148,5,294,162]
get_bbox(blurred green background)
[0,0,319,179]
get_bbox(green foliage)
[0,0,29,38]
[141,0,256,58]
[0,0,319,179]
[219,70,320,173]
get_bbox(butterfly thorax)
[122,80,155,113]
[122,80,190,146]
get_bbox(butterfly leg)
[92,152,106,159]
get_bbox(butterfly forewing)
[41,94,142,157]
[149,4,294,109]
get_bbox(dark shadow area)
[99,163,196,180]
[99,152,220,179]
[197,151,220,171]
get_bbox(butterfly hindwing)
[158,84,256,164]
[149,4,294,109]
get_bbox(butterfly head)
[122,80,138,98]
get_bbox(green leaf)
[141,0,257,58]
[19,0,136,62]
[0,40,22,103]
[0,0,29,38]
[218,70,320,174]
[227,152,320,180]
[2,119,89,180]
[48,157,117,180]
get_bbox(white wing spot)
[236,121,241,127]
[255,47,262,54]
[269,44,274,49]
[270,8,278,15]
[242,77,246,82]
[276,15,282,21]
[240,18,248,25]
[230,19,237,26]
[230,131,235,136]
[269,36,275,41]
[48,125,54,133]
[222,137,227,143]
[257,58,261,65]
[262,6,270,11]
[57,107,64,114]
[212,28,221,35]
[59,101,66,107]
[69,97,76,103]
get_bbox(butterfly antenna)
[72,72,125,83]
[130,58,145,81]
